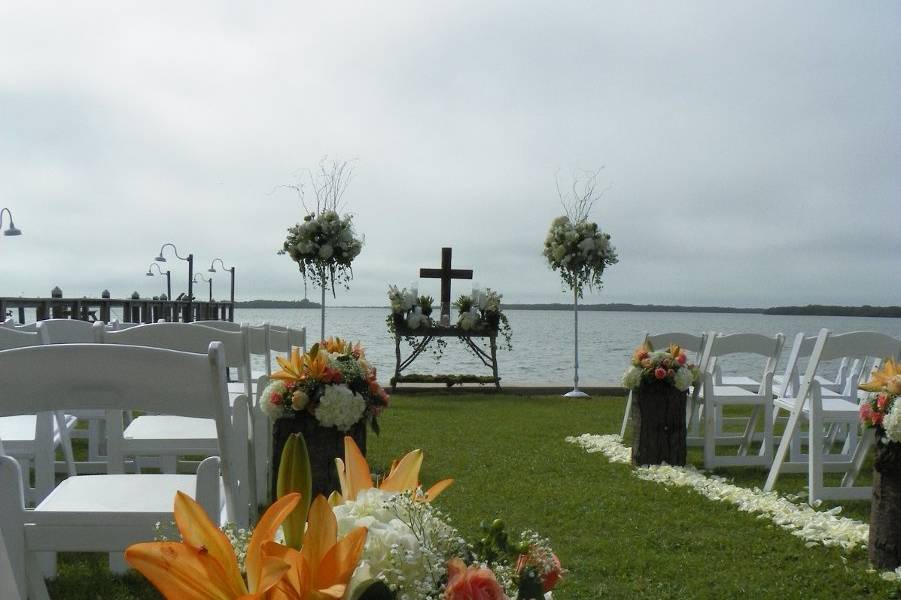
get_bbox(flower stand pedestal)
[631,382,687,467]
[870,437,901,570]
[271,412,367,501]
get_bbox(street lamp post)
[208,257,236,321]
[1,207,22,237]
[155,243,193,322]
[146,263,171,299]
[193,273,213,303]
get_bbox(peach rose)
[444,559,508,600]
[515,551,562,593]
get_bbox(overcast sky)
[1,2,898,308]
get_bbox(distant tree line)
[235,299,321,308]
[501,303,763,314]
[762,305,901,318]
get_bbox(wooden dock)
[1,287,234,324]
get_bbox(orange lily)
[860,358,901,395]
[272,347,305,383]
[262,496,368,600]
[667,343,681,358]
[125,492,300,599]
[321,337,352,355]
[333,436,453,504]
[303,348,342,384]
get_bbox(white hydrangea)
[621,366,642,390]
[882,400,901,443]
[334,488,466,600]
[259,380,288,419]
[674,367,694,391]
[315,384,365,431]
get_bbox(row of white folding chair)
[765,329,901,502]
[0,328,78,504]
[95,322,255,514]
[0,342,242,599]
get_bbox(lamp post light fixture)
[208,257,236,321]
[146,262,172,299]
[193,273,213,303]
[155,243,194,321]
[1,207,22,237]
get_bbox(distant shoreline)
[234,300,901,318]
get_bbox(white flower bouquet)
[543,215,617,295]
[281,210,363,293]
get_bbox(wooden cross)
[419,247,473,316]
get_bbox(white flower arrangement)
[315,384,366,431]
[259,380,289,419]
[543,215,617,296]
[333,488,468,600]
[883,402,901,444]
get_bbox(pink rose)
[444,559,508,600]
[676,354,687,365]
[654,367,667,380]
[269,392,283,406]
[667,369,676,379]
[860,402,873,425]
[877,394,889,411]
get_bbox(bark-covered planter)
[270,411,367,501]
[870,433,901,570]
[631,381,687,467]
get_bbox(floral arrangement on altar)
[386,285,514,356]
[621,343,700,392]
[260,338,389,432]
[859,359,901,445]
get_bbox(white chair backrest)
[776,332,818,397]
[706,332,785,391]
[644,332,706,356]
[0,342,237,510]
[97,322,250,370]
[1,318,14,328]
[0,327,40,351]
[36,319,96,344]
[13,322,37,332]
[269,325,290,353]
[193,320,241,332]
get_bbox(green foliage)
[418,295,434,313]
[276,433,312,550]
[453,294,473,313]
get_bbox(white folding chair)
[765,329,901,502]
[0,328,77,504]
[0,526,22,600]
[96,322,254,518]
[699,332,784,469]
[619,332,708,439]
[36,319,111,472]
[0,342,241,600]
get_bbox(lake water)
[233,308,901,386]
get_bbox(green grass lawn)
[48,394,899,599]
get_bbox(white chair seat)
[123,416,219,452]
[36,474,218,515]
[719,375,760,388]
[707,385,766,403]
[0,415,76,446]
[774,395,860,419]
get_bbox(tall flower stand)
[631,382,687,467]
[870,435,901,570]
[270,412,367,501]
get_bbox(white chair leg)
[0,457,27,599]
[841,428,875,488]
[26,552,51,600]
[160,455,178,474]
[808,392,824,503]
[703,395,716,469]
[619,390,633,439]
[36,552,56,578]
[109,552,129,574]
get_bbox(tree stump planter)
[270,412,367,502]
[869,434,901,570]
[631,382,687,467]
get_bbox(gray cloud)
[1,1,898,307]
